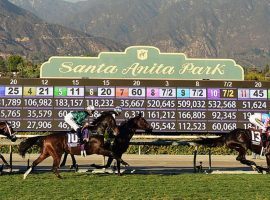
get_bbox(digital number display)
[0,79,269,133]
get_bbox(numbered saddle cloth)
[249,128,269,147]
[67,132,79,147]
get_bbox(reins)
[5,122,13,137]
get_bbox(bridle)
[3,122,16,139]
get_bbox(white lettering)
[59,62,117,74]
[122,63,175,76]
[179,63,225,75]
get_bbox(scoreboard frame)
[0,78,269,134]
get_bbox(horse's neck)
[119,124,135,139]
[86,125,107,134]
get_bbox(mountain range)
[3,0,270,67]
[0,0,122,61]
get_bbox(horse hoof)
[5,165,11,169]
[90,164,97,168]
[251,165,257,171]
[75,164,79,172]
[56,175,62,179]
[251,165,263,174]
[121,161,129,166]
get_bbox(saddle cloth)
[67,133,79,147]
[249,128,270,147]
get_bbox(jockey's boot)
[76,128,84,144]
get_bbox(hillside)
[0,0,123,61]
[10,0,270,67]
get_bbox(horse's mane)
[91,111,117,125]
[102,111,118,116]
[119,117,137,130]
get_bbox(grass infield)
[0,172,269,200]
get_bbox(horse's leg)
[70,154,78,170]
[97,148,126,175]
[265,151,270,173]
[60,152,68,167]
[51,151,63,179]
[91,156,114,169]
[120,159,129,166]
[116,159,121,176]
[232,144,262,173]
[60,153,78,170]
[23,152,50,179]
[0,154,10,168]
[96,148,125,164]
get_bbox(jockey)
[80,122,91,157]
[104,106,122,149]
[92,106,122,149]
[249,113,270,132]
[113,106,123,118]
[249,113,270,147]
[64,105,95,144]
[95,106,123,119]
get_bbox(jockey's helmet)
[114,106,122,114]
[86,105,95,112]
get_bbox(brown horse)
[91,113,153,175]
[19,113,120,179]
[194,128,270,173]
[60,110,120,169]
[0,121,17,170]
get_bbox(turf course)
[0,172,269,200]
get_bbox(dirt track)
[2,154,267,174]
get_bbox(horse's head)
[92,112,120,136]
[0,121,17,142]
[130,113,153,133]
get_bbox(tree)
[6,55,24,73]
[264,64,270,74]
[0,56,6,71]
[245,72,264,81]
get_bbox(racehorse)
[194,128,270,173]
[60,111,119,169]
[19,113,120,179]
[91,113,153,175]
[0,121,17,169]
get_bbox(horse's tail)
[194,135,226,147]
[19,136,44,158]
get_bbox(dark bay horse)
[0,121,17,170]
[194,128,270,173]
[19,113,120,179]
[91,113,153,175]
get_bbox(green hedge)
[127,145,244,155]
[1,144,250,155]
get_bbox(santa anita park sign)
[40,46,244,80]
